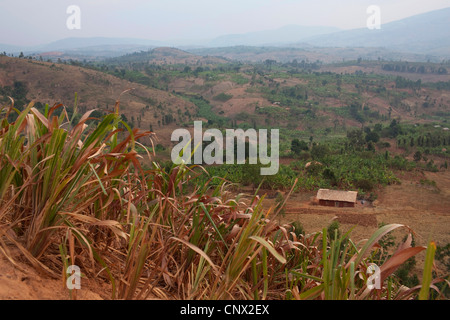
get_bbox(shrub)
[354,178,375,192]
[414,151,422,162]
[311,144,330,161]
[291,138,309,155]
[213,92,233,102]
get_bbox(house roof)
[316,189,358,203]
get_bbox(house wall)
[319,200,355,208]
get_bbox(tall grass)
[0,97,446,300]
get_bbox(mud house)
[316,189,358,208]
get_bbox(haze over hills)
[0,7,449,63]
[0,37,164,59]
[302,7,450,57]
[205,25,341,47]
[41,37,165,51]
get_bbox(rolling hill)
[0,55,197,147]
[188,46,438,64]
[1,50,449,153]
[104,47,229,66]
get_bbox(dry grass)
[0,96,447,300]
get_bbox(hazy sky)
[1,0,449,46]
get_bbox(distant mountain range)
[39,37,165,51]
[0,7,449,61]
[0,37,164,58]
[301,7,450,57]
[205,25,341,47]
[0,26,340,55]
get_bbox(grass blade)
[249,236,286,264]
[419,241,436,300]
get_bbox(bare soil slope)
[0,56,196,143]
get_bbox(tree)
[311,144,329,161]
[264,59,276,70]
[374,123,383,132]
[413,151,422,162]
[365,130,380,143]
[322,168,337,186]
[333,119,339,132]
[193,67,204,76]
[388,119,402,138]
[349,103,365,124]
[347,129,365,149]
[291,139,308,155]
